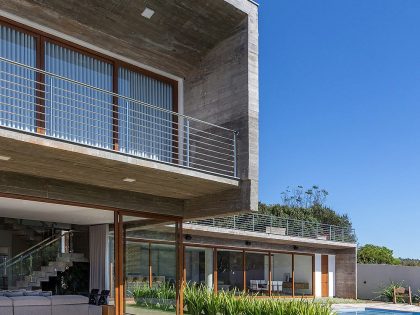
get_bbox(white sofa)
[0,296,12,315]
[0,293,101,315]
[11,296,52,315]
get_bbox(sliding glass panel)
[0,25,36,132]
[185,247,213,290]
[123,216,177,315]
[246,252,269,296]
[217,250,243,293]
[125,242,149,294]
[294,254,313,296]
[44,42,113,149]
[118,67,174,162]
[271,253,293,296]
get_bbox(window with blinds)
[0,25,37,132]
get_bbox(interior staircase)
[0,230,89,291]
[14,252,88,290]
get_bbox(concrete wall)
[335,248,357,299]
[358,264,420,300]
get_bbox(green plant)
[377,281,405,302]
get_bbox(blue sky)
[258,0,420,258]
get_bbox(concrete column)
[191,251,200,283]
[314,254,322,297]
[328,255,336,297]
[204,248,213,290]
[264,255,269,281]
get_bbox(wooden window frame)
[0,17,179,161]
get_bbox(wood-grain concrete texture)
[0,0,259,217]
[335,248,357,299]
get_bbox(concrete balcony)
[0,0,259,218]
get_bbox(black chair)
[98,290,110,306]
[88,289,99,305]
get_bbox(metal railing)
[0,56,238,177]
[0,230,75,289]
[187,213,356,243]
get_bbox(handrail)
[0,230,75,270]
[187,213,357,243]
[0,56,236,132]
[0,56,239,178]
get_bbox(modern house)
[0,0,357,314]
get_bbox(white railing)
[0,56,238,177]
[188,213,356,243]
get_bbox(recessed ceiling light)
[141,7,155,19]
[123,178,136,183]
[0,155,11,161]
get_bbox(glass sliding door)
[0,24,37,132]
[120,215,179,315]
[293,254,313,296]
[217,250,244,293]
[245,252,269,296]
[271,253,293,296]
[185,247,213,290]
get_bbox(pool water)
[339,310,420,315]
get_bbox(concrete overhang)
[0,129,239,200]
[183,223,357,250]
[0,0,248,77]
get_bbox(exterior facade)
[0,1,358,315]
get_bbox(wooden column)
[114,213,124,315]
[35,36,45,134]
[175,220,184,315]
[213,248,218,294]
[148,243,152,288]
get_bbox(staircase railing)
[0,230,75,289]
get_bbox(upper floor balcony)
[0,56,238,178]
[0,0,259,218]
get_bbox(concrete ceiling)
[0,0,247,76]
[0,197,115,225]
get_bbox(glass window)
[217,250,243,293]
[185,247,213,290]
[0,25,37,132]
[294,254,313,296]
[44,42,114,149]
[246,252,269,296]
[118,67,174,162]
[271,253,293,296]
[151,243,176,287]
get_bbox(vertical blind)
[0,25,36,132]
[118,67,174,162]
[44,42,114,149]
[0,23,175,162]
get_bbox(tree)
[357,244,401,265]
[259,185,352,229]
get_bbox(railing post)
[233,215,236,229]
[329,226,332,241]
[186,119,190,167]
[286,219,289,235]
[233,131,238,177]
[252,214,255,232]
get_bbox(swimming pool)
[338,309,420,315]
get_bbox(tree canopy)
[357,244,401,265]
[259,185,353,229]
